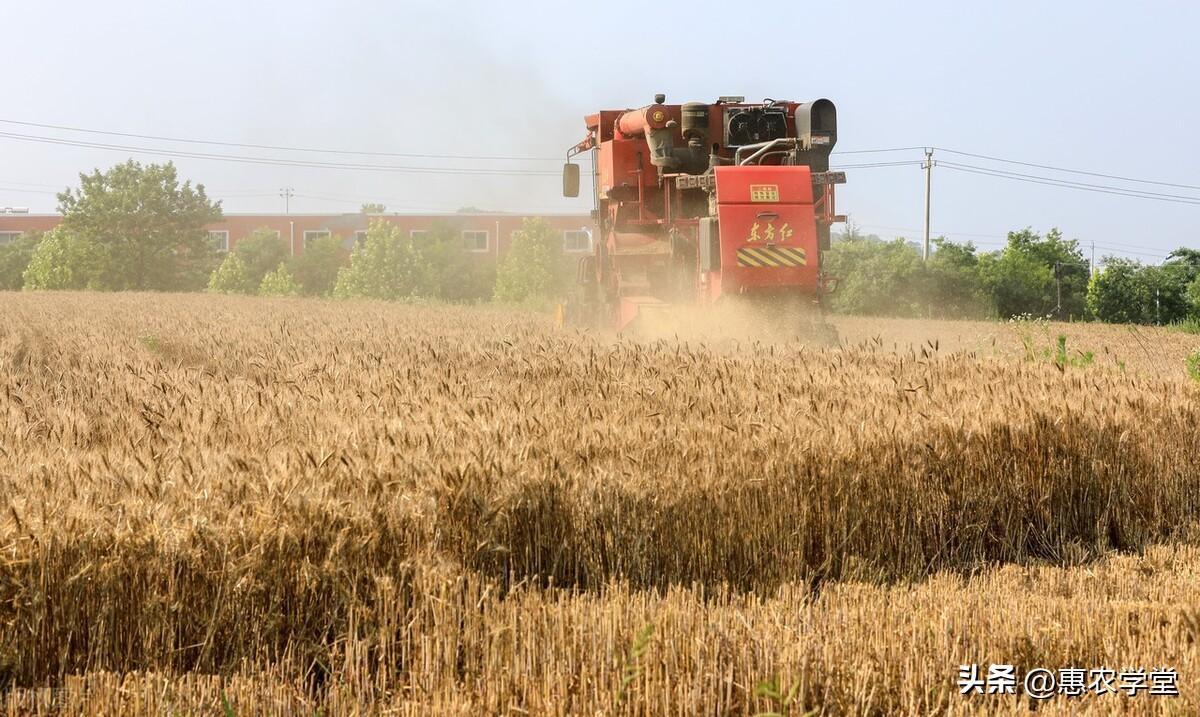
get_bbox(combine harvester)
[560,94,845,341]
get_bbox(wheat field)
[1,292,1198,715]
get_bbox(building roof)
[0,211,589,219]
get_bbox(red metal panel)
[713,165,813,205]
[715,202,820,293]
[598,139,654,197]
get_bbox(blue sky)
[3,0,1197,262]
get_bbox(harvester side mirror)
[562,163,580,198]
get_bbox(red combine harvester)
[561,94,845,339]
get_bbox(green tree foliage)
[1188,275,1200,319]
[57,160,222,291]
[1088,256,1194,325]
[494,217,564,303]
[978,228,1088,319]
[258,263,300,297]
[420,222,494,302]
[824,236,926,316]
[978,249,1050,319]
[923,238,990,318]
[1087,258,1151,324]
[0,232,42,290]
[1167,247,1200,273]
[333,221,429,300]
[207,252,253,294]
[822,226,1200,327]
[1145,260,1194,325]
[22,227,107,290]
[235,228,290,287]
[1160,249,1200,322]
[290,234,350,296]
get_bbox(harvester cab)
[561,94,845,340]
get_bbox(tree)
[494,217,563,302]
[258,263,301,297]
[22,227,108,290]
[924,238,989,318]
[823,235,926,316]
[1087,258,1152,324]
[235,228,290,287]
[978,248,1051,319]
[333,221,429,300]
[1188,275,1200,319]
[1167,247,1200,273]
[1142,260,1193,325]
[57,160,222,291]
[207,252,253,294]
[0,233,42,290]
[290,234,350,296]
[978,228,1088,319]
[360,203,386,214]
[419,222,493,302]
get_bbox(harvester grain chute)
[560,94,845,342]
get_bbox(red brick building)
[0,212,594,259]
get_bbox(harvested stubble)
[0,292,1198,715]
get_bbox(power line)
[0,186,57,196]
[935,146,1200,191]
[831,160,924,170]
[831,146,927,156]
[0,131,563,177]
[939,160,1200,202]
[939,163,1200,206]
[4,115,1200,195]
[1091,242,1171,259]
[0,118,573,163]
[0,117,931,163]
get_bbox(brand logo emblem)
[747,222,793,243]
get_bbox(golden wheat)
[1,292,1198,715]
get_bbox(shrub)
[494,217,563,303]
[236,228,291,287]
[0,232,42,290]
[22,227,108,290]
[333,221,428,300]
[207,252,253,294]
[290,235,349,296]
[419,223,494,302]
[258,263,300,297]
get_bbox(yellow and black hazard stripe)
[736,245,808,268]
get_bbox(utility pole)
[1054,262,1063,318]
[922,148,934,262]
[280,187,296,255]
[1090,241,1096,277]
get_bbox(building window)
[207,230,229,252]
[410,229,428,241]
[463,230,489,253]
[345,230,368,250]
[563,229,591,253]
[303,230,331,246]
[0,231,22,246]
